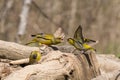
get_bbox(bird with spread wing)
[67,25,98,52]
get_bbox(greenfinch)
[26,33,63,46]
[29,51,41,64]
[67,25,97,52]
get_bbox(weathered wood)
[0,62,22,80]
[3,50,100,80]
[9,58,29,65]
[75,51,101,80]
[0,40,119,80]
[0,40,39,60]
[96,55,120,73]
[92,70,120,80]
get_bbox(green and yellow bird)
[67,25,97,52]
[26,33,63,46]
[29,51,41,64]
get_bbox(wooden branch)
[9,58,29,65]
[32,1,62,28]
[0,40,39,60]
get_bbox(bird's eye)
[58,37,63,40]
[31,35,36,37]
[32,54,37,59]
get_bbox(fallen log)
[4,51,101,80]
[0,40,119,80]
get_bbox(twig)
[32,1,64,31]
[9,58,29,65]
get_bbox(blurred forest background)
[0,0,120,56]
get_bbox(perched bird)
[29,51,41,64]
[67,25,97,52]
[26,33,63,46]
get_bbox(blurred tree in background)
[0,0,120,56]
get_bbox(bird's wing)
[25,39,40,47]
[84,38,96,43]
[31,33,54,40]
[76,40,83,48]
[31,33,44,37]
[74,25,84,43]
[84,38,98,46]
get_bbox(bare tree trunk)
[0,0,14,40]
[0,0,13,33]
[17,0,32,43]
